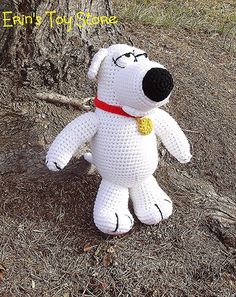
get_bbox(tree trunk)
[0,0,123,179]
[0,0,120,89]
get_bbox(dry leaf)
[0,263,6,282]
[98,282,108,290]
[0,271,4,282]
[63,293,71,297]
[103,253,113,267]
[83,243,94,252]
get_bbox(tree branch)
[35,92,93,110]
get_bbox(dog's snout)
[142,68,174,102]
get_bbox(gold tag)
[136,117,153,135]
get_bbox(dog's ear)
[87,48,108,80]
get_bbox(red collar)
[94,96,140,118]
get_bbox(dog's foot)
[94,210,134,235]
[134,199,172,225]
[130,175,173,225]
[94,179,133,235]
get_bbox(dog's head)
[88,44,174,116]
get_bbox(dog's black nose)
[142,68,174,102]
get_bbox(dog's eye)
[135,53,148,60]
[113,52,135,68]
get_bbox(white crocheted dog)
[46,44,192,235]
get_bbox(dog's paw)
[136,198,173,225]
[94,211,134,235]
[178,153,192,164]
[45,158,66,172]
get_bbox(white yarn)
[91,109,158,188]
[83,152,93,164]
[46,112,99,171]
[87,48,108,80]
[94,179,134,234]
[130,175,173,225]
[46,44,192,235]
[151,108,192,163]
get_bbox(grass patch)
[114,0,236,36]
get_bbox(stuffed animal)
[46,44,192,235]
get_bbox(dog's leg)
[130,175,173,225]
[94,179,133,235]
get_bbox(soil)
[0,22,236,296]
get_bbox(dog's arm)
[46,112,99,171]
[152,109,192,163]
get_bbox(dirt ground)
[0,22,236,296]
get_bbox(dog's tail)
[83,152,93,164]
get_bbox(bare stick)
[35,92,93,111]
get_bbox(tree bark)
[0,0,120,89]
[0,0,123,179]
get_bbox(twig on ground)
[35,92,93,111]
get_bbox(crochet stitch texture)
[46,44,192,235]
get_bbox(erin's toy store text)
[1,11,118,32]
